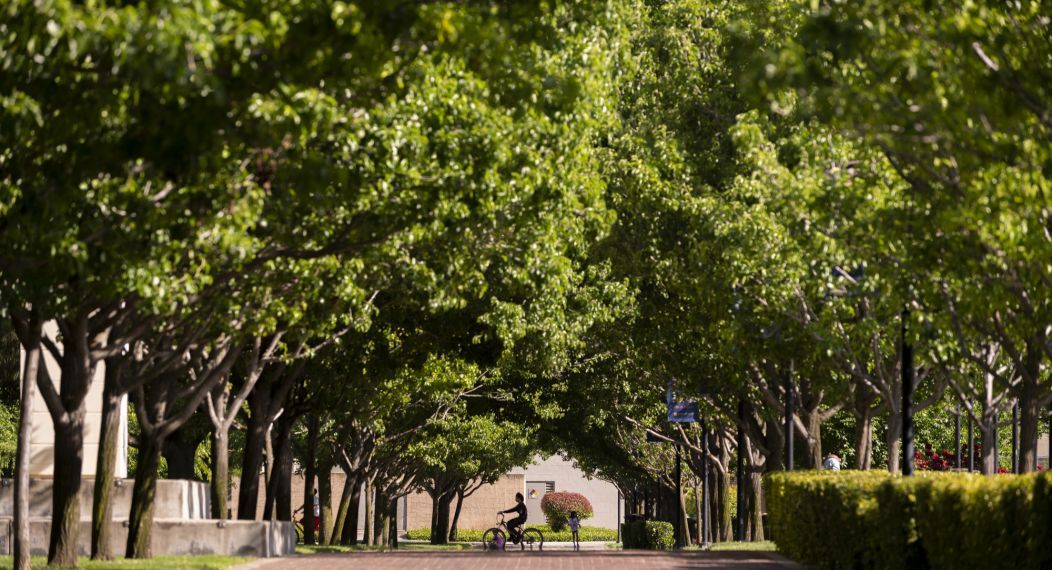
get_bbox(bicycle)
[482,513,544,551]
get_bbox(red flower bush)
[915,442,956,471]
[540,491,594,531]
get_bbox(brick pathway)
[243,550,804,569]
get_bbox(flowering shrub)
[915,441,1046,473]
[914,442,957,471]
[540,491,593,531]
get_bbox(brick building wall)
[404,473,525,532]
[228,470,406,533]
[223,453,622,536]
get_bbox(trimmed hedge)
[540,491,594,531]
[405,525,617,542]
[767,470,1052,570]
[621,520,674,550]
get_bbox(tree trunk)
[13,314,41,570]
[210,428,230,520]
[1017,373,1040,473]
[363,478,373,545]
[388,496,399,548]
[331,474,354,545]
[746,468,764,541]
[429,494,439,539]
[854,406,874,470]
[237,407,267,520]
[678,486,690,547]
[261,415,293,522]
[161,428,201,480]
[49,411,85,567]
[980,422,997,475]
[345,477,362,545]
[763,417,785,472]
[431,491,453,545]
[694,481,703,545]
[126,433,164,558]
[448,489,465,542]
[372,485,383,545]
[317,459,334,545]
[91,381,122,560]
[801,410,823,469]
[302,416,318,545]
[379,491,391,548]
[886,411,902,474]
[716,469,731,542]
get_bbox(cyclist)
[498,492,527,543]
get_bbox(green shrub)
[621,520,674,550]
[405,525,616,542]
[767,470,1052,570]
[540,491,594,531]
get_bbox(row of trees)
[1,1,633,566]
[543,0,1051,546]
[1,0,1048,564]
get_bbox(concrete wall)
[0,478,208,520]
[0,518,294,557]
[21,321,128,478]
[512,453,622,529]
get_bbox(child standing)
[568,511,581,550]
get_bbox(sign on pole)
[667,383,698,423]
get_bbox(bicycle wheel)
[482,527,506,551]
[520,528,544,551]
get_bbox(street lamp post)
[701,422,711,548]
[675,444,683,548]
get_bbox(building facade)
[403,453,623,533]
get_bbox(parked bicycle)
[482,513,544,551]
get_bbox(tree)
[766,0,1052,472]
[411,413,533,544]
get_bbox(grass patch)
[297,542,473,554]
[405,525,617,542]
[0,555,250,569]
[708,541,777,552]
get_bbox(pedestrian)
[568,511,581,550]
[313,488,321,541]
[823,452,842,471]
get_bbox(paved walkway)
[242,550,805,569]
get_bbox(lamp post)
[675,443,683,548]
[701,422,711,548]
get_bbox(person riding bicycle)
[499,492,528,543]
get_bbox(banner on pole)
[667,382,698,423]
